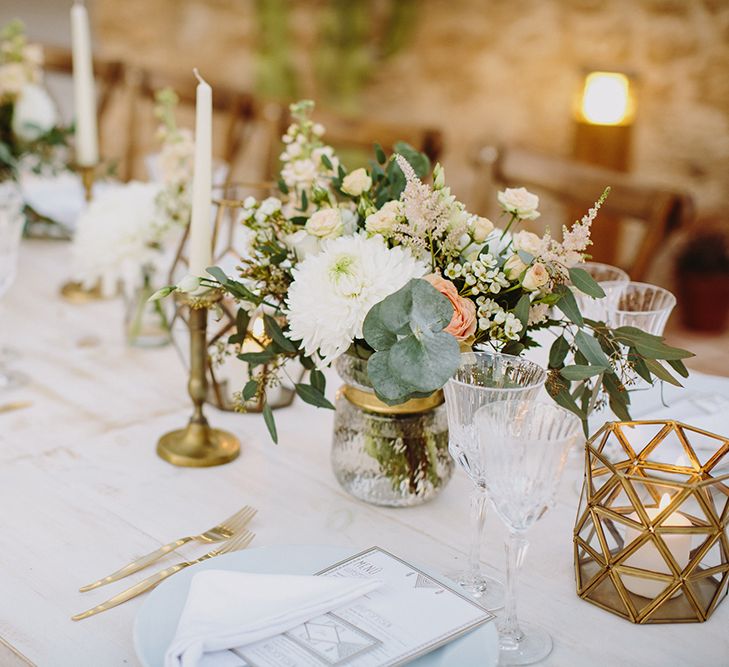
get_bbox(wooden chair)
[472,145,694,281]
[122,68,259,182]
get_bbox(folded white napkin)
[164,570,382,667]
[19,171,120,229]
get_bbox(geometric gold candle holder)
[575,420,729,623]
[157,290,240,468]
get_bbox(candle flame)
[659,493,671,511]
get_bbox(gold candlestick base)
[60,280,105,303]
[157,423,240,468]
[157,291,241,468]
[74,162,97,202]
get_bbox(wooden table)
[2,240,728,666]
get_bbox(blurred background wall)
[2,0,728,217]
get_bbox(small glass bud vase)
[125,266,172,348]
[331,353,453,507]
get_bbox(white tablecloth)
[1,240,728,666]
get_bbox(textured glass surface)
[331,354,452,507]
[572,261,629,323]
[444,352,547,487]
[612,282,676,335]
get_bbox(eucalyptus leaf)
[560,364,607,381]
[362,302,399,350]
[569,268,606,298]
[513,294,530,331]
[628,348,653,383]
[644,358,683,387]
[574,331,611,367]
[546,374,585,419]
[237,349,275,366]
[374,143,386,164]
[242,379,258,401]
[554,285,584,326]
[388,332,459,393]
[295,383,335,410]
[264,314,296,353]
[262,403,278,443]
[667,358,689,378]
[367,351,416,403]
[614,326,693,360]
[549,335,570,368]
[310,369,326,393]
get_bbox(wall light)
[577,71,634,126]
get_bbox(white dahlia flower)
[285,234,427,365]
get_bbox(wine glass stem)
[467,489,488,581]
[501,531,529,648]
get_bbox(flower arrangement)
[158,100,692,442]
[0,20,69,181]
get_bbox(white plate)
[133,544,499,667]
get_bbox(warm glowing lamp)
[578,72,634,126]
[573,70,636,261]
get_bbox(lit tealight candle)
[622,493,692,599]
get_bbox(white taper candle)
[70,1,99,166]
[188,69,213,277]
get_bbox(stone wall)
[91,0,729,218]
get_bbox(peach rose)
[424,273,477,341]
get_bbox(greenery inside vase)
[331,353,452,507]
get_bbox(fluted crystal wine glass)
[475,400,581,665]
[572,261,629,322]
[611,281,676,335]
[443,351,546,609]
[0,184,26,391]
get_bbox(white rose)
[12,83,57,141]
[305,208,343,239]
[0,63,28,100]
[471,216,494,243]
[497,187,540,220]
[341,168,372,197]
[512,230,542,257]
[522,262,550,291]
[365,200,401,236]
[284,229,321,260]
[503,254,528,279]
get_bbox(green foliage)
[363,279,459,404]
[569,267,606,298]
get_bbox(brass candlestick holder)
[167,181,300,412]
[77,162,96,202]
[575,420,729,624]
[157,290,240,467]
[60,161,108,303]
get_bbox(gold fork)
[79,506,256,592]
[72,529,255,621]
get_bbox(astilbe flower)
[535,187,610,281]
[393,155,467,265]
